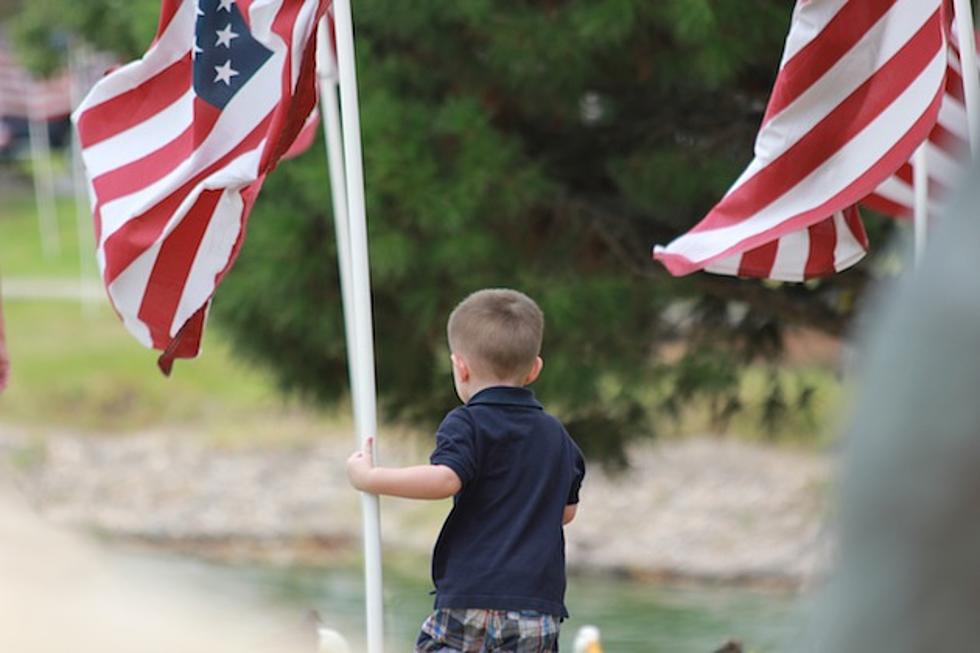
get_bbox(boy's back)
[431,385,585,617]
[346,288,585,652]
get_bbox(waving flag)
[864,25,976,221]
[654,0,948,281]
[73,0,328,373]
[0,35,73,121]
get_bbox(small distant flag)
[73,0,328,373]
[864,21,977,222]
[654,0,948,281]
[0,35,73,121]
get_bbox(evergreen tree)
[10,1,891,462]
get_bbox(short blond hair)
[447,288,544,382]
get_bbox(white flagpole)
[953,0,980,156]
[69,42,97,314]
[913,144,929,265]
[317,25,359,409]
[330,3,386,652]
[27,95,60,259]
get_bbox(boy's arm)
[347,438,462,500]
[562,504,577,525]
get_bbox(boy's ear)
[524,356,543,385]
[451,353,470,382]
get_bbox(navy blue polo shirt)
[428,385,586,618]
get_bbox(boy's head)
[447,289,544,396]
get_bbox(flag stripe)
[693,10,943,235]
[673,54,944,266]
[96,52,286,245]
[937,95,969,141]
[677,76,942,269]
[74,0,195,113]
[91,100,222,206]
[138,189,225,348]
[155,0,184,42]
[763,0,898,125]
[730,1,943,195]
[657,62,944,276]
[93,123,196,204]
[169,188,247,334]
[656,0,947,281]
[737,241,778,278]
[100,115,270,285]
[779,0,850,64]
[804,216,837,279]
[77,56,192,148]
[83,89,195,178]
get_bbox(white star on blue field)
[193,0,273,109]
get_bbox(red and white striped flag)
[282,10,337,160]
[73,0,328,373]
[864,24,975,221]
[0,36,73,121]
[654,0,948,281]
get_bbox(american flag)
[864,24,976,222]
[654,0,948,281]
[73,0,328,373]
[0,35,73,121]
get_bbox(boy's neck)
[461,378,524,403]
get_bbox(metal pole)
[330,2,385,651]
[27,93,60,259]
[913,144,929,265]
[69,43,97,314]
[317,24,359,417]
[953,0,980,155]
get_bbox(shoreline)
[3,426,833,591]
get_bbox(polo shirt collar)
[466,385,543,409]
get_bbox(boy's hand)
[346,437,375,492]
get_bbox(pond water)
[118,550,807,652]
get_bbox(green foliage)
[0,194,308,435]
[10,0,871,461]
[9,0,159,75]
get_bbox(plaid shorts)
[414,608,560,652]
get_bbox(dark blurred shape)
[805,161,980,651]
[713,640,743,653]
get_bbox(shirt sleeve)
[567,442,586,505]
[429,408,479,488]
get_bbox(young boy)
[346,288,586,652]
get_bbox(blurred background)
[0,0,917,650]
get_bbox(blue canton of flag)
[193,0,273,109]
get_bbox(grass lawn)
[0,184,345,441]
[0,191,95,279]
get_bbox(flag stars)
[214,60,239,85]
[215,24,239,48]
[196,0,205,16]
[217,0,235,12]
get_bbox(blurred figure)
[803,164,980,652]
[0,288,8,392]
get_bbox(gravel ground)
[1,426,833,587]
